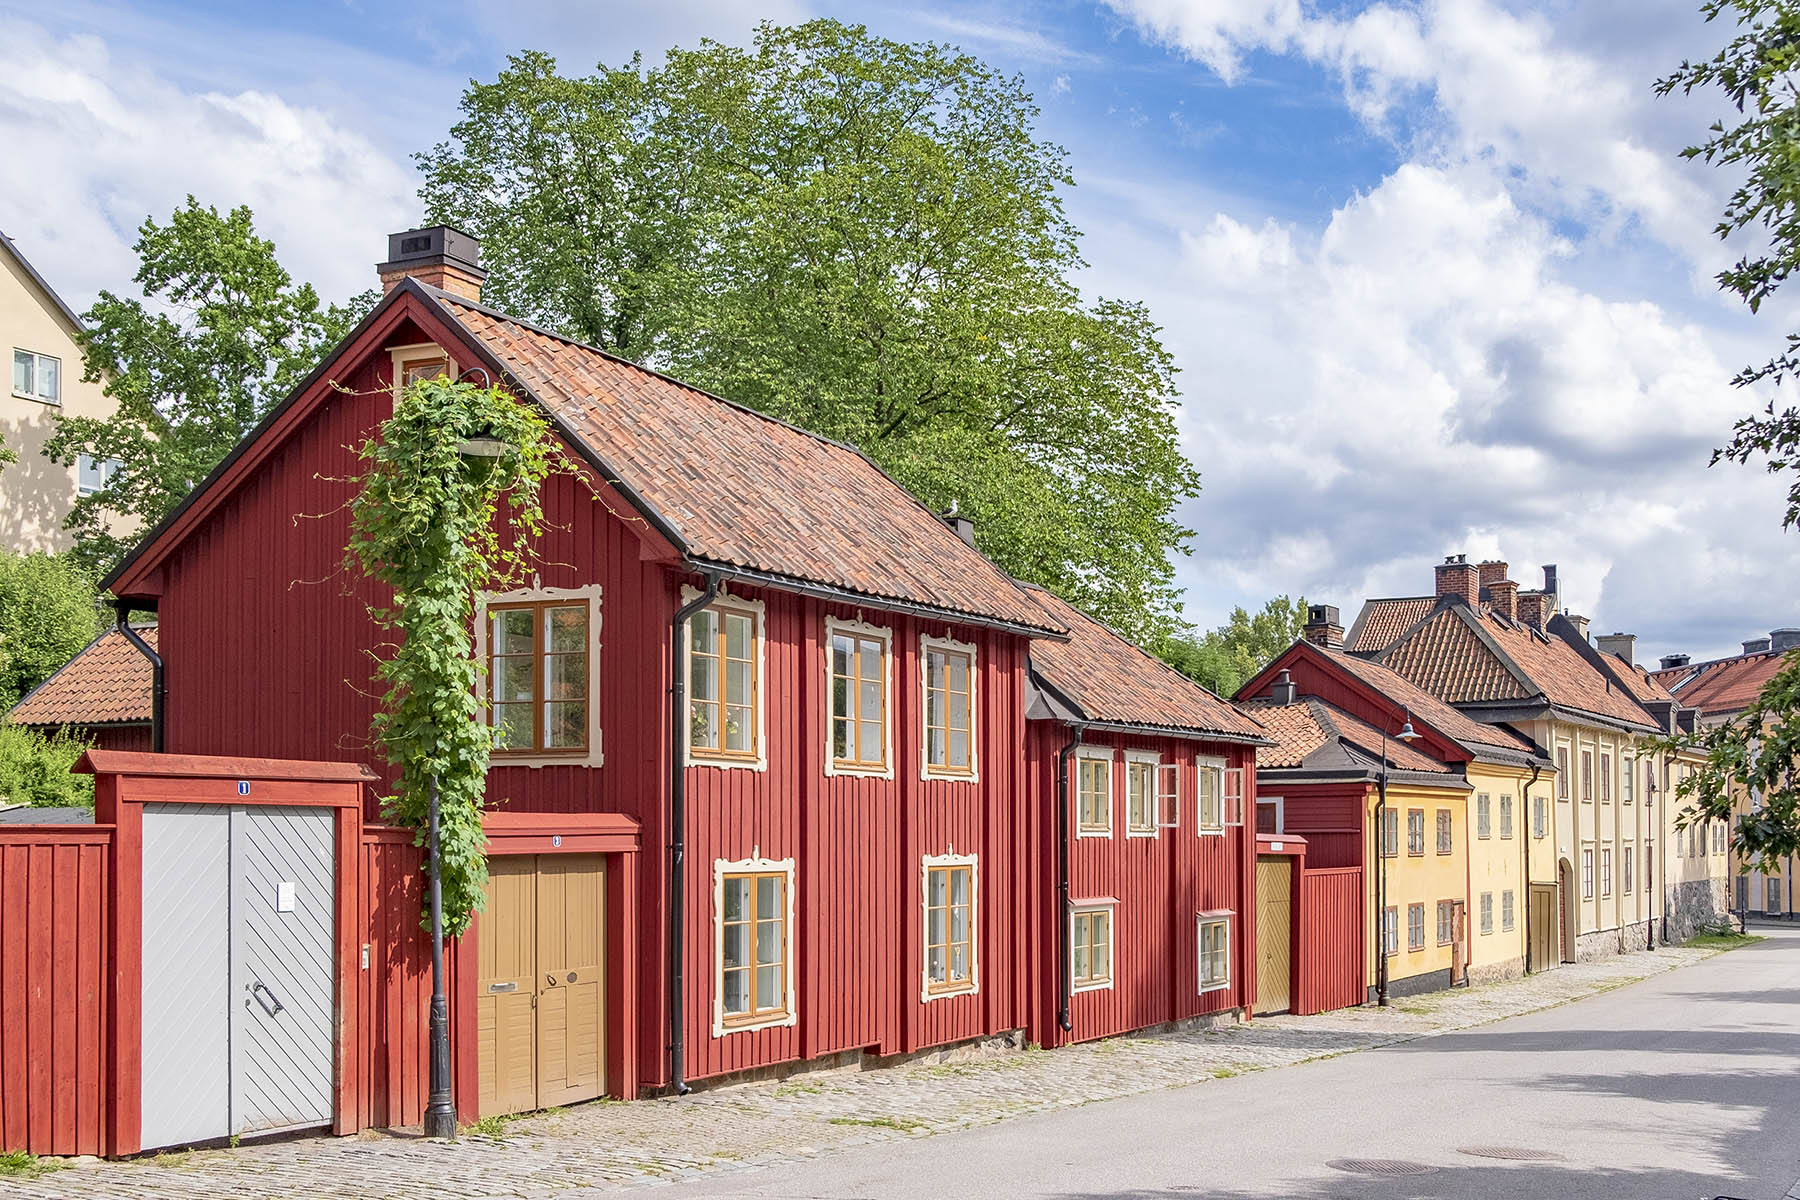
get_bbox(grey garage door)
[140,803,336,1150]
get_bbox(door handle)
[249,980,284,1017]
[545,974,558,987]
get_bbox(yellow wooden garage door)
[478,855,606,1116]
[1254,857,1293,1015]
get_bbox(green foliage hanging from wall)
[346,374,554,934]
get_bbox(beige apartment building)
[2,232,114,552]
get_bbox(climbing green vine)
[347,375,553,934]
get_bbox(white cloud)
[460,0,810,72]
[0,18,417,309]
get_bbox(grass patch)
[0,1151,65,1179]
[829,1115,928,1132]
[463,1114,519,1141]
[1687,931,1764,950]
[1210,1066,1241,1079]
[773,1080,828,1097]
[149,1149,193,1169]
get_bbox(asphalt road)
[669,925,1800,1199]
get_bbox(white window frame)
[1534,794,1547,839]
[76,453,122,496]
[1156,762,1181,830]
[1499,794,1514,840]
[1124,750,1162,838]
[1623,846,1634,894]
[1258,794,1285,836]
[1622,756,1635,804]
[388,341,453,387]
[1601,847,1613,897]
[473,581,605,768]
[1197,912,1231,993]
[1381,905,1399,956]
[712,851,798,1037]
[1502,889,1516,931]
[1407,902,1426,951]
[920,850,980,1002]
[1479,892,1493,935]
[682,586,767,771]
[1076,748,1114,839]
[1476,793,1492,839]
[919,634,979,782]
[12,347,60,404]
[1195,754,1227,835]
[1070,899,1117,993]
[1582,846,1595,899]
[824,616,895,779]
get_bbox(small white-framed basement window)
[921,851,979,1001]
[1197,912,1231,993]
[1076,748,1113,838]
[1125,750,1161,837]
[684,587,765,771]
[825,616,893,778]
[713,853,797,1036]
[475,582,604,768]
[1070,900,1116,992]
[920,634,978,781]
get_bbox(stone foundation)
[1666,878,1729,942]
[1466,955,1525,986]
[1575,920,1655,961]
[679,1027,1030,1096]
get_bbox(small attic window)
[389,342,452,388]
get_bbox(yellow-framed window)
[1071,907,1112,988]
[690,603,759,761]
[830,627,888,770]
[487,599,590,754]
[1078,756,1112,834]
[1126,758,1157,834]
[720,871,788,1024]
[925,863,975,994]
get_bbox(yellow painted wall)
[1464,763,1533,973]
[1366,782,1472,987]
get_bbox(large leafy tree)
[1162,595,1308,699]
[45,198,374,574]
[0,550,101,710]
[1656,0,1800,865]
[418,21,1197,642]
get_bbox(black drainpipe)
[1056,722,1086,1032]
[114,600,164,752]
[668,571,720,1096]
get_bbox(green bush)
[0,723,94,808]
[0,551,102,709]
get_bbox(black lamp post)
[1375,709,1421,1007]
[422,408,509,1140]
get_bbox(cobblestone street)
[9,942,1720,1200]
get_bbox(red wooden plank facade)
[1295,865,1365,1015]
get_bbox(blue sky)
[4,0,1794,663]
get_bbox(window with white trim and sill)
[1406,809,1425,856]
[1534,794,1547,838]
[1407,902,1425,950]
[1582,847,1595,899]
[389,342,451,387]
[1623,756,1635,804]
[12,348,59,404]
[1256,795,1283,835]
[921,636,976,779]
[1580,749,1594,802]
[1436,808,1453,854]
[1476,793,1491,839]
[1126,752,1160,836]
[1077,751,1112,837]
[1599,752,1612,803]
[1071,903,1113,991]
[1381,906,1399,956]
[1196,755,1225,832]
[1624,846,1634,894]
[480,584,603,766]
[1601,847,1612,896]
[1499,794,1514,839]
[1157,763,1181,831]
[1502,889,1515,931]
[1379,808,1399,859]
[77,454,123,496]
[826,618,891,776]
[1556,745,1570,798]
[922,853,978,999]
[1197,914,1230,992]
[1479,891,1493,935]
[687,592,763,767]
[714,856,796,1034]
[1436,899,1455,945]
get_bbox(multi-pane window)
[12,349,59,404]
[1580,750,1594,802]
[1624,846,1634,894]
[1127,757,1158,835]
[1715,823,1727,854]
[924,861,975,996]
[1407,903,1425,951]
[720,870,788,1026]
[1198,917,1230,991]
[488,599,590,754]
[1436,809,1453,855]
[689,603,759,761]
[1768,878,1783,915]
[396,351,450,386]
[923,641,974,776]
[1599,753,1612,803]
[1078,755,1112,836]
[1556,747,1570,798]
[1479,892,1493,935]
[1072,907,1112,990]
[1158,764,1181,831]
[1476,793,1492,839]
[1582,848,1595,899]
[1436,900,1455,945]
[1382,906,1398,956]
[830,624,889,771]
[1534,795,1547,838]
[76,454,122,496]
[1600,847,1613,897]
[1623,757,1635,804]
[1380,808,1399,859]
[1407,809,1425,856]
[1197,757,1225,831]
[1499,795,1514,840]
[1502,890,1515,931]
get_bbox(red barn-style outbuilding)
[97,228,1070,1117]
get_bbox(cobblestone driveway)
[16,943,1716,1199]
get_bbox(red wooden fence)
[1295,865,1364,1016]
[0,827,112,1157]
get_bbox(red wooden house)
[1018,585,1270,1045]
[97,227,1071,1119]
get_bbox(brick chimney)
[378,226,485,302]
[1488,579,1518,622]
[1434,555,1478,607]
[1303,604,1344,649]
[1477,560,1509,589]
[1596,632,1636,666]
[1516,591,1547,630]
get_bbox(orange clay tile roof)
[1239,698,1451,773]
[1377,605,1658,729]
[1023,586,1268,740]
[1669,651,1791,716]
[430,290,1061,635]
[10,628,156,727]
[1309,644,1541,759]
[1346,596,1436,653]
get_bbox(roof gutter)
[113,599,163,752]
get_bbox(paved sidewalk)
[17,943,1717,1199]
